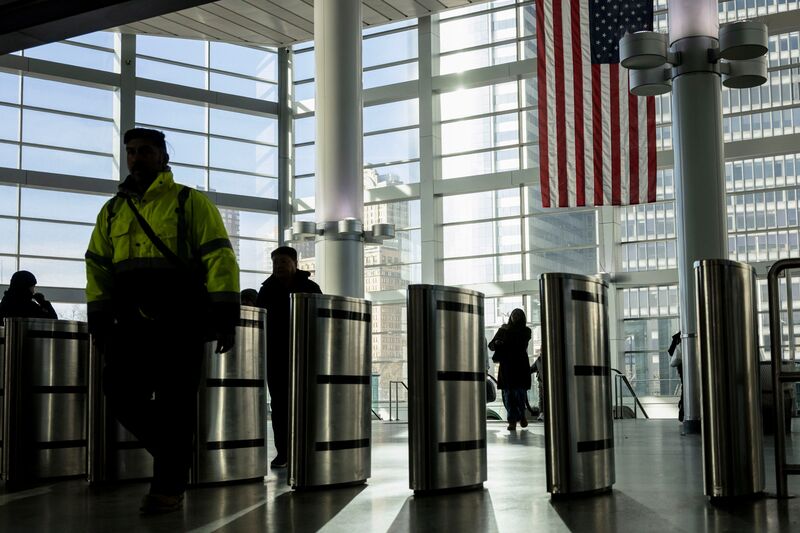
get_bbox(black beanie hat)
[10,270,37,290]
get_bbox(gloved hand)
[215,331,235,354]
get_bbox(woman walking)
[489,308,532,430]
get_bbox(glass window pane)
[364,99,419,133]
[363,162,419,186]
[23,110,114,153]
[210,138,277,176]
[19,220,93,259]
[137,35,207,66]
[363,63,418,89]
[210,108,277,144]
[363,129,419,166]
[18,257,85,288]
[0,184,17,215]
[0,256,18,284]
[222,209,278,240]
[21,188,109,223]
[442,189,521,223]
[24,42,115,72]
[0,106,19,142]
[0,218,17,254]
[363,30,417,68]
[209,170,278,198]
[24,78,113,118]
[210,43,277,81]
[0,143,19,168]
[232,237,272,271]
[136,96,207,132]
[209,73,278,101]
[0,72,20,104]
[137,59,207,90]
[21,146,114,179]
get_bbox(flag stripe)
[610,63,621,205]
[536,2,550,208]
[580,0,594,206]
[571,0,585,206]
[637,90,649,203]
[553,1,568,207]
[628,86,639,204]
[592,64,603,206]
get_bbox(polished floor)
[2,419,800,532]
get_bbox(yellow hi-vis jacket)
[85,171,240,334]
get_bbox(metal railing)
[767,259,800,498]
[612,369,650,419]
[388,380,408,421]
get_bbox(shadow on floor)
[387,488,500,533]
[256,483,366,533]
[551,489,682,533]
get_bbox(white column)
[669,1,728,434]
[114,33,135,182]
[314,0,364,297]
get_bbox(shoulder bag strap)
[124,195,188,271]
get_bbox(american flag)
[536,0,657,207]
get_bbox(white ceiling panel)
[114,0,490,47]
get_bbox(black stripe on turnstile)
[570,290,606,305]
[113,441,146,450]
[29,385,87,394]
[317,308,371,322]
[27,330,89,340]
[238,318,264,329]
[31,439,87,450]
[316,375,371,385]
[206,379,264,388]
[436,300,483,315]
[437,371,485,382]
[314,438,370,452]
[206,439,264,450]
[573,365,610,377]
[576,438,613,453]
[438,439,486,453]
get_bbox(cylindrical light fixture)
[620,31,669,69]
[719,21,768,60]
[629,67,672,96]
[722,56,768,89]
[668,0,719,43]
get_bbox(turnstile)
[540,273,614,496]
[195,305,267,484]
[88,342,152,483]
[695,259,764,499]
[289,294,372,490]
[2,318,89,482]
[408,285,487,493]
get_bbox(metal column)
[540,274,614,496]
[407,285,487,493]
[695,259,764,499]
[289,294,372,489]
[313,0,364,297]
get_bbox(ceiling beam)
[0,0,217,55]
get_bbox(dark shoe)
[507,422,517,431]
[270,455,288,468]
[140,493,184,515]
[520,417,528,428]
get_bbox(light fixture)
[719,21,768,61]
[620,31,668,69]
[629,67,672,96]
[721,56,768,89]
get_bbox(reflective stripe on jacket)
[85,171,239,325]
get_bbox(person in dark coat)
[489,308,532,431]
[0,270,57,320]
[256,246,321,468]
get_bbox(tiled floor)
[1,420,799,532]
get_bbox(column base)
[682,419,701,435]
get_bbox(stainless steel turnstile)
[289,294,372,489]
[540,273,614,496]
[2,318,89,482]
[88,343,152,483]
[408,285,487,492]
[195,305,267,484]
[695,259,764,499]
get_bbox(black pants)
[267,369,288,458]
[103,321,204,495]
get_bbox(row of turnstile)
[0,307,268,485]
[0,267,770,500]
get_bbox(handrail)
[371,408,383,420]
[611,368,650,419]
[767,258,800,498]
[388,380,408,421]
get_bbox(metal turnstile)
[2,318,89,482]
[289,294,372,489]
[695,259,764,499]
[195,305,267,484]
[540,273,614,496]
[408,285,487,493]
[88,342,152,483]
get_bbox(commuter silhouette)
[85,128,240,514]
[240,288,259,307]
[0,270,58,319]
[256,246,321,468]
[489,308,532,430]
